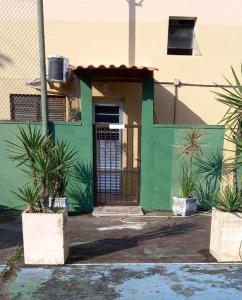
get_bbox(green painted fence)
[140,124,225,211]
[0,121,93,213]
[0,121,225,213]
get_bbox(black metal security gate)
[94,125,140,206]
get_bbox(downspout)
[37,0,48,136]
[173,79,180,124]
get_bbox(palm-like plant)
[194,150,224,186]
[213,66,242,134]
[49,140,76,208]
[174,126,205,166]
[178,163,197,198]
[12,186,41,213]
[214,186,242,212]
[7,126,76,212]
[213,65,242,191]
[194,183,217,211]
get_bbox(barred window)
[10,94,66,121]
[94,104,122,124]
[167,18,196,55]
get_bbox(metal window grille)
[10,94,66,122]
[94,125,141,206]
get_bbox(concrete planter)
[172,197,197,216]
[48,196,68,209]
[210,208,242,262]
[22,209,69,265]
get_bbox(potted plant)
[7,125,76,265]
[172,126,205,216]
[209,65,242,262]
[210,186,242,262]
[172,163,198,216]
[48,140,75,210]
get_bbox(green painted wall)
[0,74,225,213]
[0,121,93,212]
[0,121,225,213]
[140,76,225,211]
[140,124,225,211]
[0,77,94,213]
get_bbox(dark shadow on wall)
[154,82,207,125]
[126,0,144,66]
[68,162,93,213]
[0,53,13,68]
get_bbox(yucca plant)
[194,150,224,189]
[194,183,217,211]
[178,163,197,198]
[213,65,242,191]
[49,140,76,209]
[213,66,242,134]
[7,125,76,212]
[12,186,41,213]
[214,186,242,212]
[175,126,205,166]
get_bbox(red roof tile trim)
[69,64,158,72]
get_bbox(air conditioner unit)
[47,55,69,82]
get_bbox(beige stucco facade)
[1,0,241,124]
[0,0,240,209]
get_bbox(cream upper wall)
[1,0,241,125]
[43,0,242,83]
[43,0,242,126]
[44,0,242,25]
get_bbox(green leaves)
[213,65,241,133]
[12,186,41,213]
[178,163,197,198]
[214,186,242,212]
[213,65,242,133]
[7,125,76,211]
[194,151,223,183]
[212,65,242,192]
[6,124,47,167]
[174,126,206,165]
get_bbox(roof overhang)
[70,64,158,82]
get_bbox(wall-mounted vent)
[48,55,69,82]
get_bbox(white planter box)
[22,210,69,265]
[172,197,197,216]
[49,197,68,209]
[210,208,242,262]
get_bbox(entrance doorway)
[93,103,140,206]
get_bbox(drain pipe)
[37,0,48,136]
[173,79,180,124]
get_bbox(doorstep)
[92,206,144,217]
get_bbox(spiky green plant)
[194,183,217,211]
[178,163,197,198]
[7,126,76,212]
[49,140,76,208]
[12,186,41,213]
[175,126,205,166]
[214,186,242,212]
[213,66,242,134]
[213,65,242,191]
[194,150,224,188]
